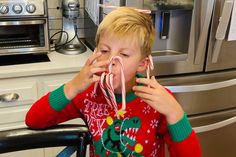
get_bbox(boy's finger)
[133,85,154,94]
[93,48,98,54]
[151,76,162,88]
[92,74,101,82]
[134,91,153,101]
[86,51,102,65]
[93,60,110,68]
[136,77,161,89]
[90,67,106,76]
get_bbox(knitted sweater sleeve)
[25,85,82,129]
[161,88,201,157]
[166,114,201,157]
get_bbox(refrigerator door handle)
[194,0,215,64]
[165,78,236,93]
[193,115,236,133]
[212,0,234,63]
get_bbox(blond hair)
[95,7,155,57]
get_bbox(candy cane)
[99,73,113,107]
[94,55,154,118]
[108,57,126,111]
[146,55,154,80]
[95,56,126,119]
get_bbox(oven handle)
[193,115,236,133]
[165,78,236,93]
[0,20,45,26]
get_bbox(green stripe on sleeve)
[168,113,192,142]
[49,84,71,111]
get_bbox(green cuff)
[49,84,71,111]
[168,113,192,142]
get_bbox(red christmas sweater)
[25,83,201,157]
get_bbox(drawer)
[0,105,30,125]
[0,80,37,107]
[40,78,71,96]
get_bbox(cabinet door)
[40,74,88,157]
[0,80,37,130]
[0,79,44,156]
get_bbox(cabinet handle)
[0,93,19,102]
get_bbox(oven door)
[0,19,49,55]
[191,108,236,157]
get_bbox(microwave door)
[205,0,236,72]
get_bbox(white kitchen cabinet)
[39,73,87,157]
[0,78,37,131]
[0,78,42,157]
[0,72,87,157]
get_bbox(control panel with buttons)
[0,0,45,17]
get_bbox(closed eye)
[120,53,129,57]
[100,50,109,54]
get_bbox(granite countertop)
[0,48,93,79]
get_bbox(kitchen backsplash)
[47,0,88,40]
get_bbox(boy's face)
[96,32,147,93]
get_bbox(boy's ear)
[137,57,149,72]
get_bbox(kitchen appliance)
[84,0,236,156]
[55,0,86,55]
[0,0,49,56]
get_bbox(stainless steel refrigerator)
[84,0,236,156]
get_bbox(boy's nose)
[108,56,123,73]
[109,55,119,66]
[110,58,116,66]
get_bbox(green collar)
[115,73,144,103]
[115,92,137,103]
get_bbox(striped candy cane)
[146,55,154,80]
[98,56,126,119]
[94,55,154,118]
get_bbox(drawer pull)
[0,93,19,102]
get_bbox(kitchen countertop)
[0,48,93,79]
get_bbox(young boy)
[25,7,201,157]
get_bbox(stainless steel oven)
[0,0,49,55]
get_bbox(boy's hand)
[133,76,184,124]
[64,52,109,100]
